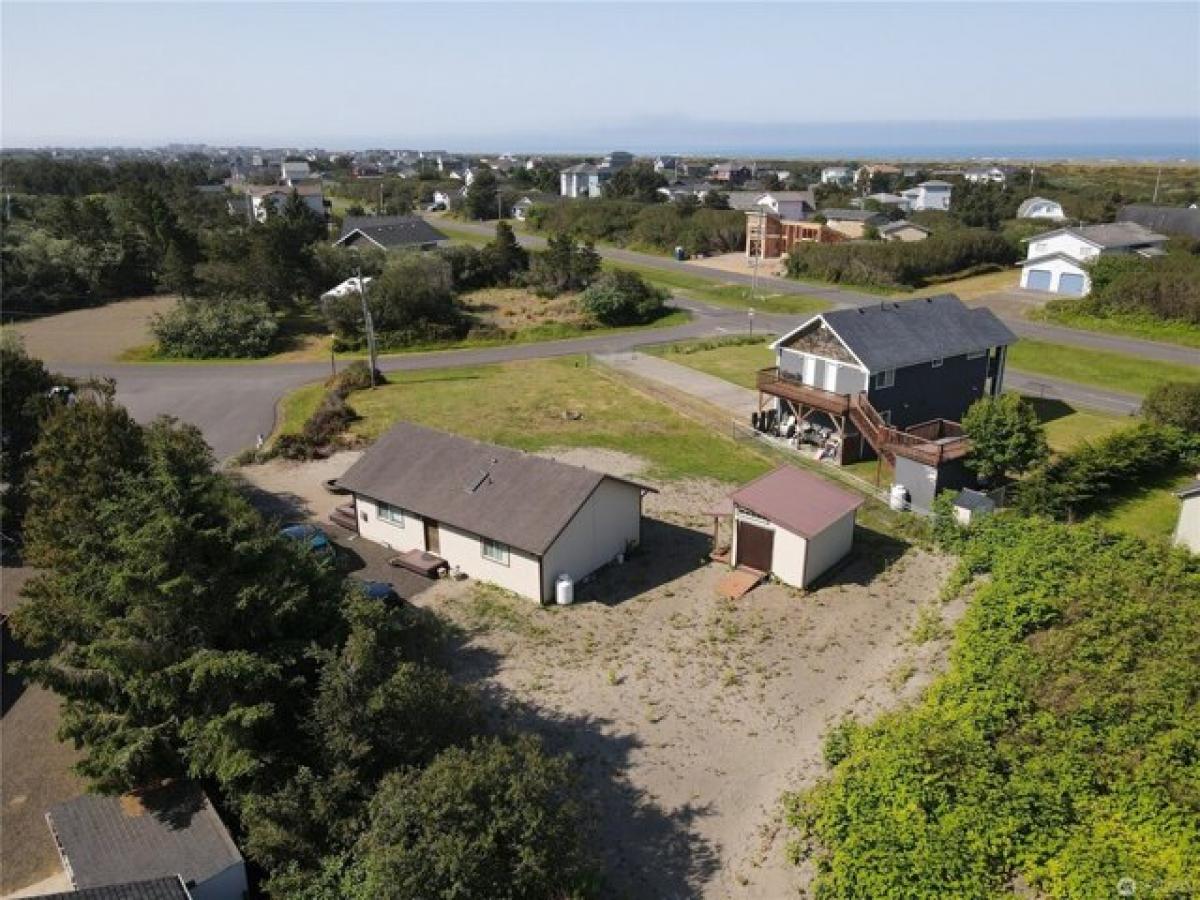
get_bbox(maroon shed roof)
[730,466,863,538]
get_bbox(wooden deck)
[756,367,851,414]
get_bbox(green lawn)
[430,221,492,246]
[1006,338,1200,396]
[605,261,829,316]
[647,337,774,389]
[1023,396,1136,453]
[1031,306,1200,349]
[1091,469,1192,543]
[276,356,774,484]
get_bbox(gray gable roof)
[336,422,651,556]
[879,219,929,235]
[38,878,191,900]
[776,294,1017,372]
[1117,204,1200,239]
[821,208,885,223]
[47,783,242,891]
[335,215,448,249]
[1027,221,1168,249]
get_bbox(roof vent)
[892,302,901,309]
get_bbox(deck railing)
[756,367,851,414]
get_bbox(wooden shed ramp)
[718,567,765,601]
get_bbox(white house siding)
[778,348,867,394]
[769,525,808,588]
[436,521,543,600]
[1174,496,1200,553]
[192,862,249,900]
[801,511,855,586]
[540,479,644,602]
[355,496,425,554]
[1020,255,1090,294]
[1027,233,1099,262]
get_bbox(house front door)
[424,519,441,555]
[823,362,839,392]
[736,520,774,573]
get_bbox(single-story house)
[728,466,863,589]
[1117,203,1200,239]
[511,192,558,220]
[1017,196,1067,220]
[46,783,247,900]
[1174,479,1200,554]
[334,422,656,603]
[333,215,449,251]
[1019,222,1168,295]
[821,208,888,239]
[320,275,372,302]
[879,219,930,242]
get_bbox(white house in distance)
[1174,479,1200,554]
[1017,196,1067,220]
[1019,222,1168,295]
[334,422,655,603]
[963,165,1011,184]
[820,165,856,185]
[280,159,313,185]
[244,183,326,222]
[560,152,634,198]
[727,466,863,589]
[901,180,953,211]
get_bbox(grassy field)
[1024,397,1135,453]
[614,262,829,316]
[1006,338,1199,395]
[277,356,775,484]
[1031,306,1200,349]
[913,268,1020,301]
[648,337,774,389]
[1091,469,1193,543]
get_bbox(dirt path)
[12,296,176,364]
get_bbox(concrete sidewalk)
[596,351,758,420]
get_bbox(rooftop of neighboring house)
[879,219,929,235]
[916,180,953,189]
[46,783,242,892]
[334,421,654,557]
[731,465,863,538]
[1025,221,1169,249]
[725,191,766,211]
[37,877,192,900]
[760,190,816,205]
[1117,204,1200,239]
[335,215,448,249]
[514,191,559,205]
[246,182,323,197]
[820,208,886,222]
[863,192,909,204]
[561,162,603,175]
[772,294,1017,373]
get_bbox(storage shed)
[728,466,863,589]
[335,422,655,603]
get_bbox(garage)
[729,466,864,590]
[1058,272,1086,295]
[1024,268,1052,290]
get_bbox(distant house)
[46,783,247,900]
[280,160,312,185]
[711,160,753,183]
[820,166,855,185]
[1017,196,1067,220]
[1174,479,1200,554]
[901,180,952,211]
[1020,222,1168,295]
[333,215,449,251]
[511,192,557,220]
[657,181,712,203]
[334,422,656,604]
[758,295,1015,511]
[1117,204,1200,239]
[243,182,326,222]
[821,208,888,239]
[879,220,931,242]
[560,163,607,198]
[432,186,465,209]
[603,151,634,170]
[653,155,678,173]
[726,466,862,589]
[743,191,837,258]
[756,190,816,220]
[857,191,911,212]
[963,166,1011,184]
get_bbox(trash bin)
[555,573,574,606]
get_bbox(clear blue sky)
[3,1,1198,153]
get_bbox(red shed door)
[736,520,774,573]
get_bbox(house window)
[378,502,405,527]
[874,369,895,389]
[931,358,943,368]
[481,538,510,565]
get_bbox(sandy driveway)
[239,448,957,898]
[11,295,175,364]
[687,252,786,279]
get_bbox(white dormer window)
[874,369,895,389]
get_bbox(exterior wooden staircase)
[848,393,971,467]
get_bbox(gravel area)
[12,296,176,364]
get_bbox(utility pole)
[356,267,378,387]
[1153,167,1162,204]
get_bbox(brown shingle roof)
[731,466,863,538]
[336,422,652,556]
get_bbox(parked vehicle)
[355,580,401,604]
[280,523,336,561]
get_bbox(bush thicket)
[151,297,280,358]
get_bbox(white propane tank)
[889,483,909,512]
[555,574,574,606]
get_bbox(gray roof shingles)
[46,783,242,891]
[787,294,1017,372]
[1117,204,1200,239]
[335,215,448,249]
[336,422,650,557]
[37,877,191,900]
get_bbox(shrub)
[961,394,1048,482]
[1065,252,1200,324]
[326,361,382,397]
[302,392,356,446]
[1142,380,1200,432]
[526,233,601,297]
[578,270,668,325]
[151,296,279,358]
[784,229,1018,289]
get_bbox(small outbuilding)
[1173,479,1200,554]
[728,466,863,589]
[45,782,247,900]
[952,488,996,525]
[335,422,656,603]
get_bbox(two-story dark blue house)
[756,294,1017,478]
